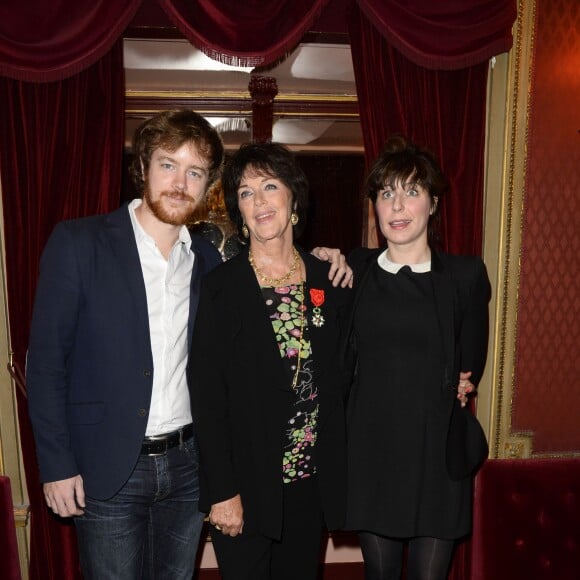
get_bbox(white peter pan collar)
[377,249,431,273]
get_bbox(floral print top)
[261,283,318,484]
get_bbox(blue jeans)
[74,435,205,579]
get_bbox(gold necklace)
[249,247,300,287]
[292,282,305,390]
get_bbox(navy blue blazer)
[26,204,221,500]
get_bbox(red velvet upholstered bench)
[470,458,580,580]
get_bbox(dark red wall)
[512,0,580,453]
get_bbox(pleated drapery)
[0,42,126,579]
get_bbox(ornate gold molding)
[125,90,359,119]
[480,0,536,459]
[125,90,358,102]
[14,503,30,528]
[0,177,31,577]
[504,434,534,458]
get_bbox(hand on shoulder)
[310,246,353,288]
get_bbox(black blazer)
[190,247,351,540]
[26,204,222,499]
[345,248,491,477]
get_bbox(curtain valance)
[156,0,330,67]
[0,0,141,81]
[354,0,517,70]
[0,0,516,82]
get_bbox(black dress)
[345,262,471,539]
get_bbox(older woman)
[190,142,351,580]
[345,136,491,579]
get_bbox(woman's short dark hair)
[366,135,449,247]
[129,110,224,194]
[222,142,309,238]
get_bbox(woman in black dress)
[345,136,491,579]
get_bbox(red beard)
[144,188,198,226]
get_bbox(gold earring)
[242,224,249,238]
[290,212,299,226]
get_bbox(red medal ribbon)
[310,288,325,307]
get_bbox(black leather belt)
[141,424,193,455]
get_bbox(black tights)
[358,533,455,580]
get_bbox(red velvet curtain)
[0,477,21,580]
[297,155,365,255]
[347,0,513,255]
[0,41,125,579]
[0,0,141,82]
[156,0,330,66]
[355,0,516,70]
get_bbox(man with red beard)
[26,110,225,579]
[26,110,351,579]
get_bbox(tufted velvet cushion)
[471,458,580,580]
[0,476,21,580]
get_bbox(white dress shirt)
[128,199,194,436]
